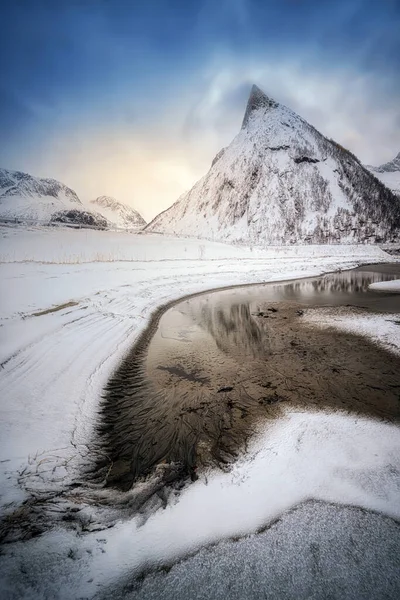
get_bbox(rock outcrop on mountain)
[0,168,107,227]
[89,196,146,229]
[146,85,400,244]
[366,152,400,197]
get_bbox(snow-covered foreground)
[0,226,399,598]
[2,410,400,599]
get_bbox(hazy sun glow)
[1,0,399,220]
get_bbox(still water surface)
[99,264,400,490]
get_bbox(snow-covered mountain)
[89,196,146,229]
[146,85,400,244]
[0,168,108,227]
[366,152,400,197]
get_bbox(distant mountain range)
[2,88,399,243]
[146,85,400,244]
[0,168,146,230]
[89,196,146,229]
[366,152,400,197]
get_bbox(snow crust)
[113,502,400,600]
[1,411,400,599]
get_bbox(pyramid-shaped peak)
[241,84,279,129]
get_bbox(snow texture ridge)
[89,195,146,229]
[146,85,400,244]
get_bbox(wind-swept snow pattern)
[147,85,400,244]
[89,196,146,230]
[366,151,400,196]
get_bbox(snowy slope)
[147,85,400,245]
[366,151,400,196]
[89,196,146,229]
[0,168,108,227]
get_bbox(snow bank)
[369,278,400,292]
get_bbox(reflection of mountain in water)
[197,303,264,359]
[181,271,398,361]
[278,272,395,301]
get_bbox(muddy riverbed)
[97,264,400,490]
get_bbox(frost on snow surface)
[89,196,146,230]
[366,151,400,197]
[146,85,400,245]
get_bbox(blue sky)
[1,0,399,219]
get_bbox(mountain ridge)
[89,196,146,229]
[0,168,146,229]
[146,85,400,244]
[366,152,400,196]
[0,167,108,227]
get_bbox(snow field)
[0,228,396,502]
[0,227,399,598]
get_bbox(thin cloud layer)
[12,59,399,221]
[0,1,399,220]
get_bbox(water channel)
[97,264,400,491]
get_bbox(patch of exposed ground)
[31,301,79,316]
